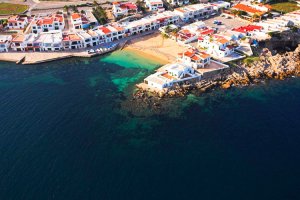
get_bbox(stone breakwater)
[132,45,300,102]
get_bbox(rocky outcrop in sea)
[120,31,300,117]
[123,39,300,116]
[221,44,300,89]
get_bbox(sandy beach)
[123,32,187,64]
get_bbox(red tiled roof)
[120,2,137,9]
[72,13,81,20]
[99,27,111,34]
[175,8,185,13]
[191,55,200,61]
[8,15,19,23]
[161,73,173,80]
[31,14,63,26]
[184,51,195,57]
[233,25,262,33]
[260,4,272,9]
[12,34,25,42]
[200,29,214,35]
[43,18,54,25]
[125,3,137,9]
[112,25,124,31]
[199,52,210,59]
[150,2,163,5]
[63,34,81,41]
[232,4,263,14]
[54,14,64,22]
[216,38,229,44]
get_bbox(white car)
[88,49,95,54]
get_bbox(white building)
[11,30,63,52]
[76,31,94,48]
[7,15,29,30]
[255,20,290,33]
[167,0,189,7]
[198,34,236,58]
[71,11,97,30]
[62,32,84,50]
[174,3,214,22]
[0,35,12,52]
[120,11,179,36]
[177,21,214,44]
[71,13,84,29]
[11,34,26,51]
[112,2,138,18]
[145,0,165,12]
[144,62,200,90]
[177,50,211,68]
[87,30,101,46]
[210,1,231,12]
[40,31,63,51]
[31,14,65,34]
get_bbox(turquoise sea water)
[0,51,299,199]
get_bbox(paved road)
[64,13,72,32]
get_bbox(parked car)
[88,49,95,54]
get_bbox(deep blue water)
[0,55,300,200]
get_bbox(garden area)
[271,1,299,14]
[0,3,28,15]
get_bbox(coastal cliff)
[221,44,300,89]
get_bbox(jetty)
[0,43,119,65]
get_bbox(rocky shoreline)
[127,43,300,115]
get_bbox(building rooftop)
[32,14,63,26]
[71,13,81,20]
[12,34,25,42]
[98,26,112,34]
[232,25,262,33]
[63,33,81,41]
[232,3,263,14]
[0,35,12,43]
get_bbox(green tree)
[252,13,261,21]
[64,5,69,13]
[92,4,108,25]
[171,27,179,42]
[161,33,169,47]
[165,25,171,33]
[136,0,146,13]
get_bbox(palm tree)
[165,25,171,34]
[171,28,179,42]
[231,9,238,16]
[93,0,98,6]
[63,5,69,13]
[161,33,169,47]
[252,13,261,21]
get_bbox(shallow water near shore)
[0,52,300,200]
